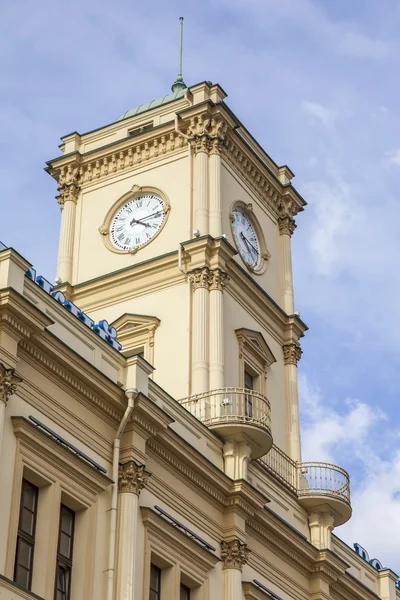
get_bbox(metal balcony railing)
[258,449,351,506]
[297,461,351,505]
[178,387,271,432]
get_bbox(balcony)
[179,387,273,459]
[259,447,352,525]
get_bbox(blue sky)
[1,0,399,571]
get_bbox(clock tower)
[46,78,306,474]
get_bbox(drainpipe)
[106,388,138,600]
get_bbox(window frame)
[180,582,191,600]
[54,504,75,600]
[14,478,39,590]
[149,563,162,600]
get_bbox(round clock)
[109,193,166,252]
[231,206,261,270]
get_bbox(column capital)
[188,115,228,155]
[118,460,151,496]
[57,163,81,208]
[209,268,229,291]
[221,539,250,571]
[188,267,211,291]
[278,216,296,236]
[282,343,302,366]
[0,363,22,405]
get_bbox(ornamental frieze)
[0,363,22,405]
[221,539,250,571]
[118,461,151,496]
[282,343,302,366]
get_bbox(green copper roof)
[115,87,186,122]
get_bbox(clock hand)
[130,217,151,228]
[129,211,162,227]
[241,233,259,255]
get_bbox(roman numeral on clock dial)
[109,193,166,251]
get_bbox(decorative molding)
[247,521,314,574]
[49,132,187,191]
[282,343,302,366]
[19,340,121,422]
[0,363,22,405]
[188,267,229,292]
[188,267,211,290]
[147,438,227,506]
[118,460,151,495]
[222,136,303,219]
[278,216,297,237]
[187,115,228,156]
[209,269,229,291]
[57,163,81,207]
[221,539,250,571]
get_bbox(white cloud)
[302,169,365,276]
[299,373,400,570]
[384,149,400,168]
[338,31,394,60]
[302,101,337,128]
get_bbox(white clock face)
[110,194,166,251]
[232,208,260,269]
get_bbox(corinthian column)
[283,343,302,463]
[56,164,81,284]
[193,138,209,235]
[221,540,250,600]
[209,269,228,391]
[189,268,210,395]
[209,139,222,238]
[278,216,296,315]
[116,461,150,600]
[0,363,22,459]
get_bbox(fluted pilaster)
[283,343,302,462]
[221,540,250,600]
[209,144,222,237]
[116,461,150,600]
[189,268,210,394]
[194,143,209,235]
[278,216,296,315]
[56,168,80,284]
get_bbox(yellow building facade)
[0,80,398,600]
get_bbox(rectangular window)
[180,583,191,600]
[244,371,254,418]
[149,564,161,600]
[14,479,39,590]
[54,505,75,600]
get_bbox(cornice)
[46,123,189,192]
[226,262,307,346]
[0,287,54,337]
[12,417,111,500]
[19,339,123,423]
[141,507,220,575]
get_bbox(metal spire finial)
[171,17,187,92]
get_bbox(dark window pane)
[244,371,254,390]
[54,506,74,600]
[15,563,30,589]
[61,508,73,536]
[59,532,72,559]
[150,564,161,600]
[20,507,35,536]
[17,539,32,569]
[180,583,190,600]
[14,480,38,590]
